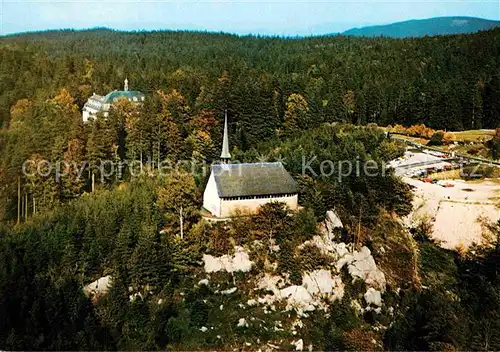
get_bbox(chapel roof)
[211,162,297,198]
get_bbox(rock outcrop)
[203,246,254,273]
[83,275,112,300]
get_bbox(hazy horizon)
[2,0,499,37]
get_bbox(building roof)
[102,90,145,104]
[211,162,298,198]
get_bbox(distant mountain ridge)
[341,16,500,38]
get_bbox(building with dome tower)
[82,78,145,122]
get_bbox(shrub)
[343,328,378,350]
[297,244,333,271]
[392,124,408,135]
[166,315,190,343]
[277,242,302,285]
[376,140,406,161]
[443,132,456,144]
[428,131,445,146]
[487,128,500,159]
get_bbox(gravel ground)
[403,177,500,249]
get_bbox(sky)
[1,0,499,36]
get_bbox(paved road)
[394,158,457,170]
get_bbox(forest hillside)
[1,124,499,350]
[342,16,500,38]
[1,27,500,132]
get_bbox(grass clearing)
[429,169,461,180]
[449,129,495,142]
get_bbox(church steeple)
[124,78,129,91]
[220,110,231,162]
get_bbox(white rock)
[247,299,258,306]
[292,339,304,351]
[237,318,249,328]
[157,299,163,305]
[255,271,343,312]
[232,246,254,272]
[364,287,382,307]
[270,244,281,252]
[221,287,237,295]
[200,326,208,332]
[202,246,254,273]
[281,286,314,309]
[220,304,224,311]
[268,238,281,252]
[302,269,344,301]
[257,273,283,296]
[198,279,209,286]
[83,275,112,298]
[129,292,143,302]
[347,246,386,291]
[324,210,344,239]
[202,254,223,273]
[334,242,349,258]
[302,234,349,260]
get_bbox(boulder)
[237,318,249,328]
[322,210,343,240]
[346,246,386,291]
[83,275,112,299]
[221,287,237,295]
[292,339,304,351]
[364,287,382,307]
[198,279,209,286]
[202,246,253,273]
[302,269,344,301]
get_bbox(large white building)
[82,78,145,122]
[203,112,298,218]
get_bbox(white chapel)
[203,112,298,218]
